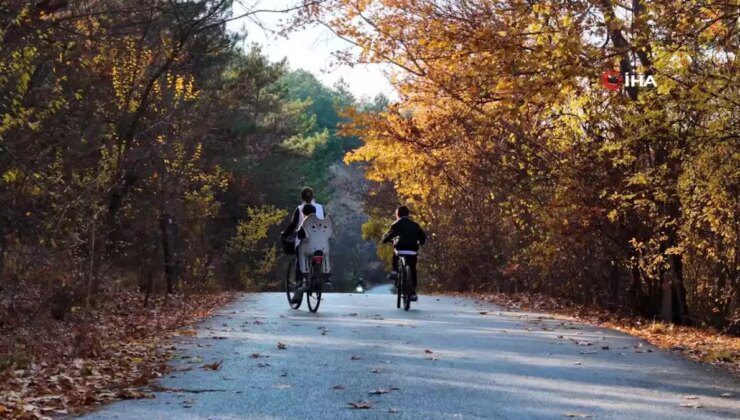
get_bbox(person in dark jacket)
[382,206,426,301]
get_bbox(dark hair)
[396,205,410,217]
[300,187,314,202]
[302,204,316,216]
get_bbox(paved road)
[85,293,739,419]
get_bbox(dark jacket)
[381,217,426,252]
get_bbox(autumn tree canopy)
[302,0,739,330]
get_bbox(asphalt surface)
[84,291,739,419]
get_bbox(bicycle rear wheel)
[306,269,322,313]
[396,270,402,309]
[403,264,412,311]
[285,259,302,309]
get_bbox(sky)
[226,1,398,101]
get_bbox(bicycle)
[395,255,414,311]
[285,250,324,313]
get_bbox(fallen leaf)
[277,342,287,350]
[563,412,592,418]
[479,311,488,315]
[369,388,395,395]
[351,356,362,360]
[684,395,699,400]
[201,360,223,370]
[424,349,433,354]
[348,401,372,409]
[371,368,382,373]
[332,384,345,390]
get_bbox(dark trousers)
[393,254,418,291]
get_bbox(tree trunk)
[660,272,673,322]
[670,254,690,324]
[160,213,179,294]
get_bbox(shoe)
[410,293,418,302]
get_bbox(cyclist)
[281,188,329,290]
[289,204,333,304]
[382,206,426,301]
[296,204,333,280]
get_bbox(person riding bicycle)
[281,187,330,289]
[382,206,426,301]
[296,204,333,278]
[288,204,333,304]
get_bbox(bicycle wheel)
[396,270,402,309]
[285,259,302,309]
[306,269,322,313]
[403,264,412,311]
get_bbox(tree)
[306,0,739,330]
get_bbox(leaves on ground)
[351,355,362,360]
[277,342,287,350]
[332,384,345,390]
[0,291,231,417]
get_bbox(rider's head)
[300,187,314,203]
[396,205,410,219]
[302,204,316,216]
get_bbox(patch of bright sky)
[226,1,398,102]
